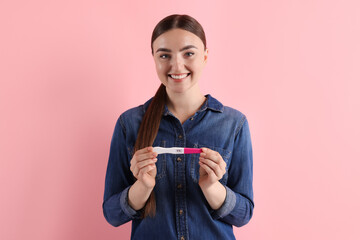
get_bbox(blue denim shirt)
[102,95,254,240]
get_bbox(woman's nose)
[171,55,184,71]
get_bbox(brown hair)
[134,14,207,218]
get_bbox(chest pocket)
[190,143,232,185]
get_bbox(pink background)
[1,0,359,239]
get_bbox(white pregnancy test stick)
[153,147,202,155]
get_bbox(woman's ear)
[204,48,209,63]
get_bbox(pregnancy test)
[153,147,202,155]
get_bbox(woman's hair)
[134,14,207,218]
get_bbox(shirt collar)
[143,94,224,115]
[198,94,224,113]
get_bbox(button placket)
[174,127,188,240]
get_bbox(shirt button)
[179,209,183,215]
[178,135,183,139]
[177,184,182,189]
[177,157,182,162]
[190,117,194,121]
[181,237,185,240]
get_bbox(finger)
[131,155,156,173]
[131,149,156,177]
[138,164,156,176]
[204,155,226,173]
[132,148,157,163]
[200,148,222,164]
[134,146,157,156]
[199,161,215,176]
[136,158,157,169]
[134,147,151,156]
[199,158,223,178]
[220,161,227,172]
[136,152,157,162]
[131,147,151,166]
[132,165,140,178]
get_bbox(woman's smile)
[168,73,191,81]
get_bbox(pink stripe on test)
[184,148,202,154]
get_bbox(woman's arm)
[128,147,158,210]
[199,117,254,227]
[198,148,227,210]
[216,117,254,227]
[102,116,144,226]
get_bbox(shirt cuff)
[211,185,236,219]
[120,186,143,219]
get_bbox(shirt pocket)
[190,144,232,185]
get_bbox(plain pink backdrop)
[1,0,359,239]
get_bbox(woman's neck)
[166,86,206,123]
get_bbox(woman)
[102,14,254,240]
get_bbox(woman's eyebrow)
[156,45,198,53]
[180,45,197,51]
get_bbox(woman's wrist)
[128,180,155,210]
[199,181,226,210]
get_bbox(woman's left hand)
[198,148,227,188]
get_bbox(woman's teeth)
[169,73,190,79]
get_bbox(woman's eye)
[160,54,169,59]
[185,52,194,57]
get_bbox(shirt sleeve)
[102,116,142,227]
[211,117,254,227]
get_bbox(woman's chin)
[166,83,199,95]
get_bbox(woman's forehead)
[152,29,204,50]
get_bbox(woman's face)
[152,28,208,94]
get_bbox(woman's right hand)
[130,147,158,189]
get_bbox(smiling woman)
[102,14,254,240]
[152,29,208,95]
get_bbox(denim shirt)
[102,95,254,240]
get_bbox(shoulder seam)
[118,114,127,137]
[235,115,247,136]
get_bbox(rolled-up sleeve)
[213,117,254,227]
[102,116,142,227]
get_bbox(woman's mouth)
[168,73,191,80]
